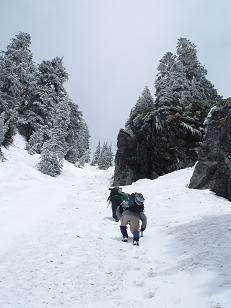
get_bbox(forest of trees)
[1,35,225,176]
[127,38,221,130]
[91,141,114,170]
[0,32,90,176]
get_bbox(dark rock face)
[113,107,202,186]
[189,105,231,201]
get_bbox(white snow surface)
[0,135,231,308]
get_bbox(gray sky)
[1,0,231,150]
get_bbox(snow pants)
[120,214,140,233]
[111,201,119,220]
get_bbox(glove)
[140,227,145,232]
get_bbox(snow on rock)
[0,135,231,308]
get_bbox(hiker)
[116,192,147,246]
[107,187,129,222]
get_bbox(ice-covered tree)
[126,86,154,127]
[75,120,90,166]
[27,57,69,154]
[91,140,101,166]
[155,38,220,122]
[65,101,90,165]
[156,59,191,108]
[98,142,113,170]
[155,52,177,105]
[176,38,207,81]
[38,99,70,176]
[0,32,37,147]
[176,37,220,112]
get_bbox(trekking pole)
[140,231,144,237]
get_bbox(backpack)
[128,192,144,214]
[107,187,121,201]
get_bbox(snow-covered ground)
[0,135,231,308]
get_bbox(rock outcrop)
[189,105,231,201]
[113,107,202,186]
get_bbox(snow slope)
[0,135,231,308]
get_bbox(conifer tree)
[27,57,68,154]
[155,37,220,121]
[126,86,154,127]
[0,32,37,150]
[74,120,90,166]
[176,38,207,81]
[38,99,70,176]
[65,109,90,167]
[98,142,114,170]
[108,143,114,166]
[91,140,101,166]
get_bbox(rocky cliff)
[189,105,231,201]
[113,107,202,185]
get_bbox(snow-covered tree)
[98,142,113,170]
[65,101,90,165]
[108,143,114,166]
[0,32,37,148]
[38,99,70,176]
[26,57,69,154]
[155,37,221,122]
[91,140,101,166]
[77,149,91,168]
[126,86,154,127]
[26,126,47,154]
[176,37,207,81]
[156,60,190,108]
[155,52,177,106]
[176,37,220,112]
[77,120,90,166]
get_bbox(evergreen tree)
[26,126,47,154]
[0,33,90,175]
[75,120,90,166]
[65,101,90,165]
[155,52,177,106]
[91,140,101,166]
[77,149,91,168]
[176,37,220,113]
[156,59,190,108]
[98,142,113,170]
[0,32,37,150]
[27,57,69,154]
[108,143,114,166]
[38,99,70,176]
[176,37,207,81]
[126,86,154,127]
[155,37,221,122]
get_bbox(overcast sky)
[1,0,231,150]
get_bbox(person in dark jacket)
[117,192,147,246]
[107,187,128,221]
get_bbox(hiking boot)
[133,240,139,246]
[122,236,128,242]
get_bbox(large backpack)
[128,192,144,214]
[107,187,121,201]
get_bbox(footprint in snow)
[133,280,144,287]
[147,269,157,278]
[144,291,155,299]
